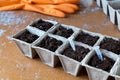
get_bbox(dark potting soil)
[37,36,63,52]
[100,37,120,55]
[31,19,53,31]
[16,30,39,43]
[61,45,90,62]
[53,26,73,38]
[88,54,115,72]
[75,31,99,46]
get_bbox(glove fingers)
[31,0,53,4]
[59,3,79,10]
[42,7,66,17]
[21,0,32,4]
[36,4,74,14]
[23,4,66,18]
[0,4,24,11]
[23,0,79,4]
[35,5,54,9]
[55,5,75,13]
[53,0,79,4]
[0,0,19,7]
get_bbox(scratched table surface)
[0,3,120,80]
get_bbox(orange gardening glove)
[0,0,79,17]
[0,0,20,7]
[23,4,65,17]
[22,0,79,4]
[23,3,79,17]
[52,0,79,4]
[35,3,79,14]
[0,4,24,11]
[21,0,53,4]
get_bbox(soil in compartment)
[15,30,39,43]
[53,25,73,38]
[88,54,115,72]
[61,45,90,62]
[31,19,53,31]
[75,31,99,46]
[100,37,120,55]
[37,36,63,52]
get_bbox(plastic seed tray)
[96,0,120,31]
[12,19,120,80]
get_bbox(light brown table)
[0,3,119,80]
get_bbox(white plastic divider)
[26,26,45,37]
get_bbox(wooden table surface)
[0,3,119,80]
